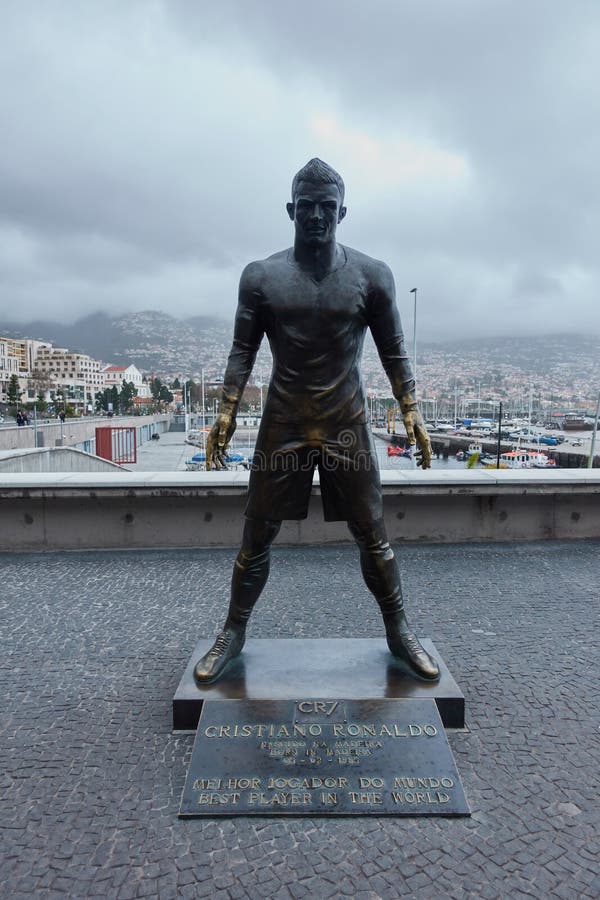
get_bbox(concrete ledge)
[2,466,600,491]
[1,469,599,550]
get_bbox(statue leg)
[347,519,439,680]
[194,518,281,684]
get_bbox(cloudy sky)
[1,0,599,341]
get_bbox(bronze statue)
[194,158,438,684]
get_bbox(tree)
[158,384,173,405]
[150,377,163,401]
[172,377,181,389]
[185,379,201,407]
[54,388,66,410]
[95,386,121,414]
[34,394,48,413]
[7,374,21,406]
[119,380,136,414]
[95,389,110,413]
[148,376,173,408]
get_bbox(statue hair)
[291,158,345,204]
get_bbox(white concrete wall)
[0,447,124,473]
[0,469,598,552]
[0,414,169,452]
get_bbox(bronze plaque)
[179,698,470,817]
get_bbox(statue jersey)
[223,244,414,428]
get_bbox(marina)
[125,422,598,473]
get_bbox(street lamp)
[409,288,419,470]
[410,288,417,382]
[588,390,600,469]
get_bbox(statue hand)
[206,405,237,470]
[401,406,432,469]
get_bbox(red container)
[95,427,137,464]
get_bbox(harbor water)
[128,429,477,472]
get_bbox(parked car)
[539,435,558,446]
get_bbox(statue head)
[290,158,345,205]
[287,158,347,244]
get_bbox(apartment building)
[33,346,104,412]
[0,337,30,404]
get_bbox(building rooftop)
[1,539,597,897]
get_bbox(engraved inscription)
[179,698,470,817]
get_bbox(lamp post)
[410,288,417,382]
[183,380,189,434]
[454,381,459,429]
[409,288,418,469]
[588,391,600,469]
[201,369,206,460]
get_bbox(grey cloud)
[0,0,599,339]
[512,271,565,298]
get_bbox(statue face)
[287,181,347,245]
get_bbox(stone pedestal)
[173,638,464,731]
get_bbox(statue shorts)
[245,421,383,522]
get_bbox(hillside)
[1,312,599,398]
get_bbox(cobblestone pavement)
[1,541,599,899]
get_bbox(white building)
[33,346,104,413]
[102,364,150,398]
[0,337,31,405]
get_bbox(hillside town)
[1,322,599,423]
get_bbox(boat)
[528,452,557,468]
[492,450,556,469]
[387,444,412,458]
[185,449,250,471]
[185,428,211,447]
[185,451,206,471]
[495,450,533,469]
[225,451,245,464]
[563,415,593,431]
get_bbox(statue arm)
[207,264,264,469]
[367,263,432,469]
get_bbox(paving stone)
[0,541,598,898]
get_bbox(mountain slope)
[1,311,599,385]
